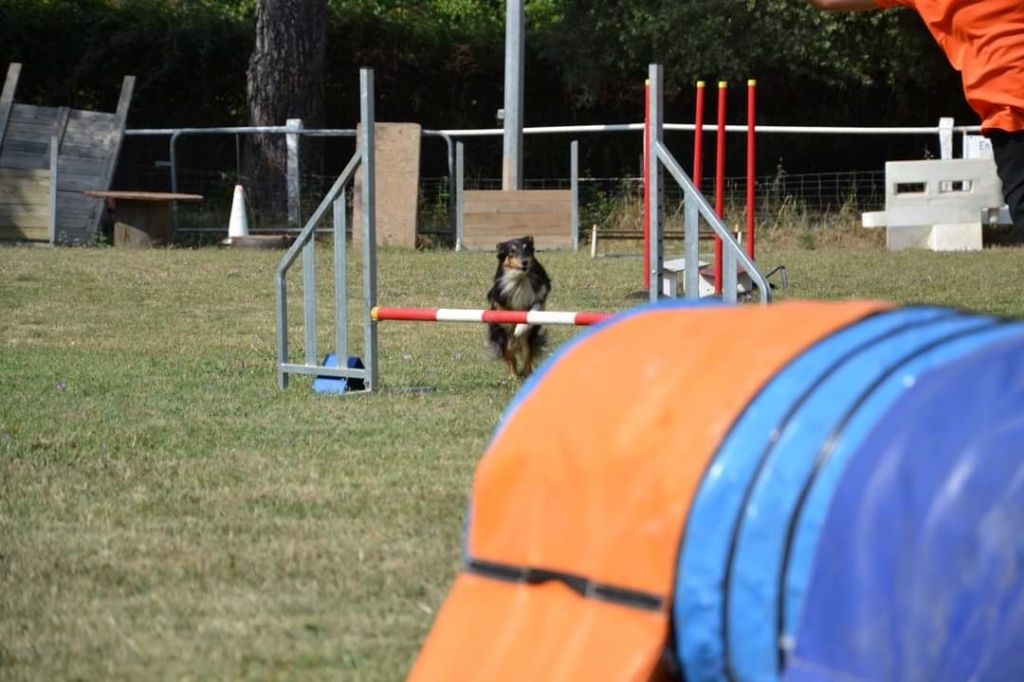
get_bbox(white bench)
[862,158,1008,251]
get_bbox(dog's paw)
[513,323,530,338]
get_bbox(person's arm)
[806,0,880,10]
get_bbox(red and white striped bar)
[371,306,611,326]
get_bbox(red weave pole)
[643,78,651,291]
[714,81,727,294]
[746,79,757,260]
[693,81,706,192]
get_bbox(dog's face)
[496,236,536,272]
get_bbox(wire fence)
[118,161,885,244]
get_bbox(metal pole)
[571,139,579,251]
[360,69,378,391]
[333,196,347,364]
[456,141,465,251]
[286,118,304,228]
[648,64,663,304]
[502,0,524,190]
[169,131,180,235]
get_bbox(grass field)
[2,225,1023,680]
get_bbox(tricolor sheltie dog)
[486,236,551,379]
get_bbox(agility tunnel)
[407,299,1024,681]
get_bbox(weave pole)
[714,81,727,295]
[746,79,757,260]
[693,80,706,192]
[372,306,611,326]
[643,78,651,291]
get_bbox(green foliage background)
[0,0,974,175]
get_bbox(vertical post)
[333,195,348,364]
[648,64,663,304]
[360,69,378,391]
[0,62,22,147]
[100,75,135,240]
[235,134,242,183]
[746,79,757,260]
[48,135,58,245]
[286,117,304,229]
[276,274,288,388]
[570,139,579,251]
[502,0,525,190]
[693,80,705,191]
[302,215,317,366]
[455,141,465,251]
[444,135,457,247]
[938,116,954,160]
[684,186,699,300]
[643,78,651,291]
[170,132,180,234]
[714,81,727,295]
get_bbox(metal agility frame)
[276,68,378,392]
[646,64,771,305]
[275,65,771,394]
[275,69,609,395]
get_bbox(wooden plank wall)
[0,168,51,241]
[0,104,115,243]
[0,64,134,244]
[462,189,572,250]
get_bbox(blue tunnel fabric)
[725,315,1019,681]
[780,322,1024,656]
[676,305,1024,682]
[783,333,1024,682]
[674,305,954,681]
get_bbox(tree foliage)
[0,0,973,176]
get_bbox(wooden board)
[0,168,51,241]
[352,122,421,248]
[0,65,134,243]
[462,189,572,249]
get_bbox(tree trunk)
[245,0,326,225]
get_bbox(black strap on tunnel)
[465,557,666,613]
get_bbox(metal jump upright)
[275,68,378,392]
[646,64,771,305]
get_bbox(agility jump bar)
[371,306,612,326]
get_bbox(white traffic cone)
[227,184,250,241]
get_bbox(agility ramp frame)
[646,64,771,305]
[275,69,378,392]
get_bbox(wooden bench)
[84,190,203,247]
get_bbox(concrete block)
[861,211,887,228]
[886,223,982,251]
[928,223,982,251]
[884,159,1003,226]
[885,225,933,251]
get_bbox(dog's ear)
[523,236,534,246]
[496,241,509,259]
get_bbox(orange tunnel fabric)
[408,300,889,681]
